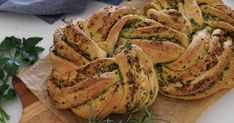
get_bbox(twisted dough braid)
[48,6,160,119]
[48,0,234,119]
[144,0,234,99]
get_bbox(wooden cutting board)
[12,76,64,123]
[12,1,150,122]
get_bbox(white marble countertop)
[0,0,234,123]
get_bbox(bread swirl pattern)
[47,1,234,120]
[48,6,160,119]
[144,0,234,99]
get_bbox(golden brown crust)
[196,0,224,6]
[113,45,158,113]
[48,1,234,119]
[48,6,161,117]
[200,5,234,25]
[86,6,140,43]
[64,21,107,60]
[161,57,234,100]
[184,0,204,26]
[130,39,185,64]
[97,14,144,55]
[48,45,158,119]
[53,28,89,66]
[158,30,233,99]
[213,4,234,19]
[144,0,234,100]
[166,29,210,70]
[121,25,189,47]
[71,84,123,119]
[49,52,78,75]
[144,2,161,15]
[146,8,191,32]
[206,21,234,33]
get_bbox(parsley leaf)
[0,58,10,66]
[21,37,44,64]
[0,106,9,122]
[0,36,21,50]
[3,59,19,76]
[21,49,39,63]
[3,89,16,100]
[0,85,9,94]
[0,36,44,123]
[22,37,42,47]
[0,69,4,80]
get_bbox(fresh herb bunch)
[88,102,170,123]
[0,36,44,123]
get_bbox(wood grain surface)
[12,76,63,123]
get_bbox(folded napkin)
[0,0,124,24]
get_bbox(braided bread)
[48,6,159,119]
[47,1,234,120]
[144,0,234,99]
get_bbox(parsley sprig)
[0,36,44,123]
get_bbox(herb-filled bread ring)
[144,0,234,99]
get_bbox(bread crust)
[48,0,234,119]
[145,0,234,100]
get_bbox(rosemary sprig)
[87,102,170,123]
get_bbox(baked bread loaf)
[144,0,234,99]
[47,0,234,120]
[48,6,159,119]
